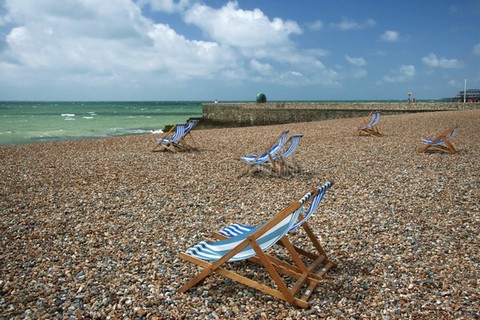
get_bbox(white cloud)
[0,0,238,85]
[183,2,302,48]
[399,65,416,77]
[382,65,416,82]
[422,53,462,68]
[473,43,480,55]
[0,0,341,98]
[331,17,376,30]
[380,30,400,42]
[307,20,324,31]
[249,59,273,74]
[178,1,338,85]
[345,55,366,66]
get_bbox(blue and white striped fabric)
[240,131,289,164]
[280,135,303,159]
[184,207,303,262]
[371,111,381,127]
[184,119,199,135]
[421,127,456,146]
[359,111,380,130]
[155,124,187,144]
[219,182,333,238]
[218,223,254,237]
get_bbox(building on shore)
[443,89,480,102]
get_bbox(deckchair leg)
[301,223,327,257]
[177,133,197,151]
[358,130,370,136]
[371,127,383,136]
[151,125,177,152]
[278,237,309,274]
[166,143,179,153]
[267,153,281,176]
[151,139,167,152]
[151,143,162,152]
[277,237,324,298]
[444,141,457,154]
[211,232,324,283]
[178,253,218,293]
[249,238,296,303]
[277,239,336,276]
[302,223,337,266]
[186,133,197,150]
[179,234,254,292]
[249,236,321,308]
[179,253,310,308]
[273,223,337,277]
[417,145,430,153]
[239,165,255,177]
[275,158,289,177]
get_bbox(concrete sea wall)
[198,102,475,128]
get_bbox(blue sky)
[0,0,479,101]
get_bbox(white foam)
[61,113,75,117]
[126,129,148,134]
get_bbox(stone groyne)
[198,102,476,128]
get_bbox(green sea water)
[0,101,202,146]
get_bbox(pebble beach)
[1,109,479,319]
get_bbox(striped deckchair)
[418,126,457,154]
[216,181,335,279]
[179,183,337,308]
[152,123,187,152]
[151,119,199,152]
[275,134,303,175]
[357,111,383,136]
[219,181,332,236]
[176,119,199,151]
[239,130,289,176]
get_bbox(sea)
[1,99,440,146]
[0,101,203,146]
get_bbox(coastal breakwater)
[198,102,476,128]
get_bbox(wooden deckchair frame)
[151,120,198,152]
[175,120,199,152]
[418,126,457,154]
[151,124,177,152]
[357,111,383,137]
[178,187,335,308]
[274,134,303,177]
[212,184,336,282]
[240,130,289,177]
[211,207,336,280]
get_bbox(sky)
[0,0,479,101]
